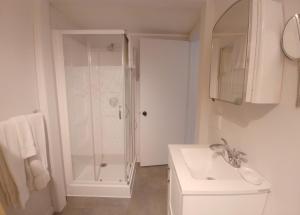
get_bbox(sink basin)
[181,148,240,180]
[168,144,271,195]
[168,145,271,215]
[181,147,266,185]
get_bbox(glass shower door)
[55,30,135,197]
[90,38,126,183]
[62,34,129,184]
[124,67,135,182]
[63,34,97,182]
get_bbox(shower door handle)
[119,106,122,120]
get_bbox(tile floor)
[55,164,168,215]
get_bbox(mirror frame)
[281,13,300,61]
[209,0,251,105]
[281,13,300,107]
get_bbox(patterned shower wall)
[65,66,94,157]
[93,65,125,158]
[65,65,125,159]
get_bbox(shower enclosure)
[53,30,136,197]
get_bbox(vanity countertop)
[168,144,271,195]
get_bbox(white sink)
[168,145,271,215]
[168,145,271,195]
[181,148,240,180]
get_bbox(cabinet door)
[168,166,171,215]
[245,0,284,103]
[169,167,183,215]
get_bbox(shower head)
[107,43,115,51]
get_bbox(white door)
[140,38,189,166]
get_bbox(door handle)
[142,111,147,117]
[119,106,122,120]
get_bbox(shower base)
[68,155,136,198]
[76,163,126,183]
[98,164,125,182]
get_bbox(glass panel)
[89,35,126,183]
[63,35,96,181]
[210,0,249,104]
[124,38,136,182]
[124,66,131,181]
[63,34,126,183]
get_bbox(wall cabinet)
[210,0,284,104]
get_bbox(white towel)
[27,159,50,190]
[0,203,6,215]
[0,143,19,208]
[25,113,50,190]
[26,113,48,169]
[0,114,51,209]
[0,121,30,208]
[10,116,36,159]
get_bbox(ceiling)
[50,0,205,34]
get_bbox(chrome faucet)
[209,138,248,168]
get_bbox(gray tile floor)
[55,164,168,215]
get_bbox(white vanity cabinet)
[168,161,183,215]
[167,145,271,215]
[210,0,284,104]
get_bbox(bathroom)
[0,0,299,215]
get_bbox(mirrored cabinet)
[210,0,284,105]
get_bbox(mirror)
[282,14,300,107]
[210,0,249,105]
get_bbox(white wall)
[0,0,39,118]
[196,1,216,146]
[197,0,300,214]
[33,0,67,211]
[186,21,201,145]
[0,0,55,214]
[50,3,80,29]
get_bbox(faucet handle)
[237,151,247,156]
[239,156,248,163]
[236,151,248,165]
[235,150,247,158]
[220,138,229,146]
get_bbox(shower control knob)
[142,111,147,117]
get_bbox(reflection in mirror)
[282,14,300,60]
[282,14,300,107]
[210,0,249,105]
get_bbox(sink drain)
[206,177,216,180]
[100,163,107,167]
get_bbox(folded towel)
[0,203,6,215]
[27,159,50,190]
[0,145,19,208]
[11,116,36,159]
[0,114,51,209]
[26,113,48,169]
[0,121,29,208]
[25,113,50,190]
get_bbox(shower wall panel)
[98,66,124,157]
[63,36,95,179]
[91,48,125,163]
